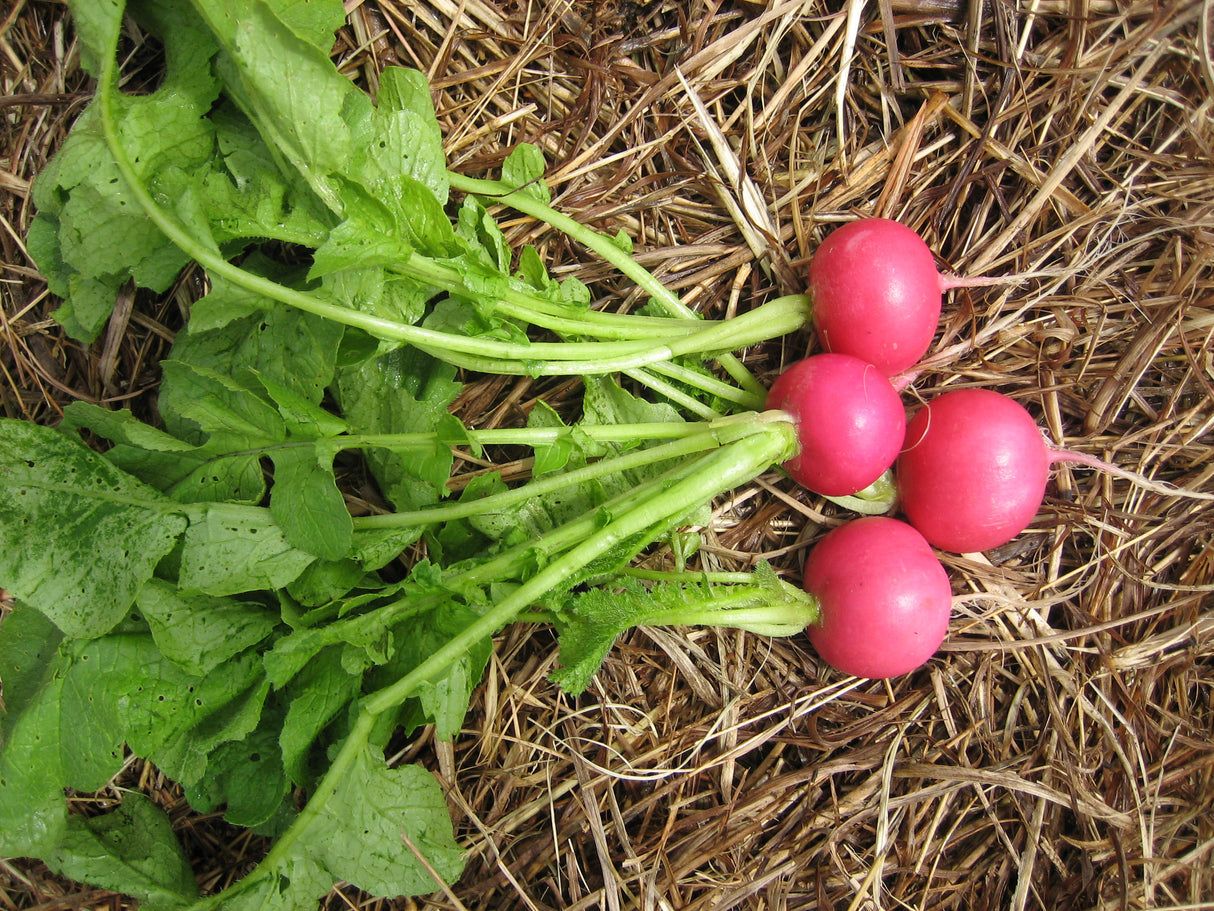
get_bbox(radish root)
[1048,446,1214,501]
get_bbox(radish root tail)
[1049,446,1214,501]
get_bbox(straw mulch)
[3,0,1213,908]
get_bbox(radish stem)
[446,171,774,400]
[352,415,786,530]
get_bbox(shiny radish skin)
[803,517,953,679]
[897,388,1051,553]
[809,218,945,377]
[765,353,906,497]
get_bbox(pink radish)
[803,517,952,679]
[896,387,1214,553]
[897,389,1050,553]
[766,353,906,497]
[809,218,992,377]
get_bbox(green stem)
[363,421,796,716]
[662,295,809,360]
[407,294,808,377]
[643,360,767,410]
[638,600,819,636]
[179,420,713,473]
[449,449,727,589]
[258,712,378,875]
[823,469,899,515]
[192,421,794,909]
[399,254,704,341]
[352,412,781,530]
[622,368,725,420]
[620,567,759,584]
[182,709,380,910]
[353,426,738,529]
[446,172,775,398]
[447,173,691,317]
[323,419,722,455]
[291,449,733,654]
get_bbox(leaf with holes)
[0,419,188,639]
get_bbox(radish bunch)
[769,218,1040,677]
[778,217,1208,679]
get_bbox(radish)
[898,387,1214,553]
[897,389,1049,553]
[765,353,906,497]
[809,218,992,377]
[803,517,952,678]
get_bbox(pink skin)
[897,389,1050,553]
[766,353,906,497]
[898,388,1214,553]
[809,218,994,378]
[803,517,953,679]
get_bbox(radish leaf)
[137,578,278,676]
[178,504,317,595]
[44,794,199,911]
[0,420,187,638]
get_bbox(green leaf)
[501,143,550,204]
[278,646,363,786]
[263,583,437,689]
[550,565,820,694]
[516,244,551,291]
[380,599,493,741]
[214,856,335,911]
[161,360,286,449]
[179,504,316,596]
[59,650,128,791]
[0,419,187,638]
[527,399,575,475]
[252,370,348,439]
[34,0,221,341]
[137,578,278,676]
[466,468,607,549]
[582,374,685,436]
[219,0,357,193]
[308,747,464,896]
[309,192,414,278]
[61,401,267,505]
[268,446,353,561]
[455,195,511,271]
[549,578,657,694]
[335,345,461,512]
[69,630,271,790]
[0,603,64,736]
[0,673,70,856]
[159,271,344,431]
[285,557,368,607]
[202,101,333,248]
[209,743,463,906]
[358,65,450,202]
[66,0,124,77]
[248,0,350,51]
[152,675,273,793]
[44,793,199,911]
[185,710,291,828]
[0,606,69,856]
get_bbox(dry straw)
[2,0,1213,909]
